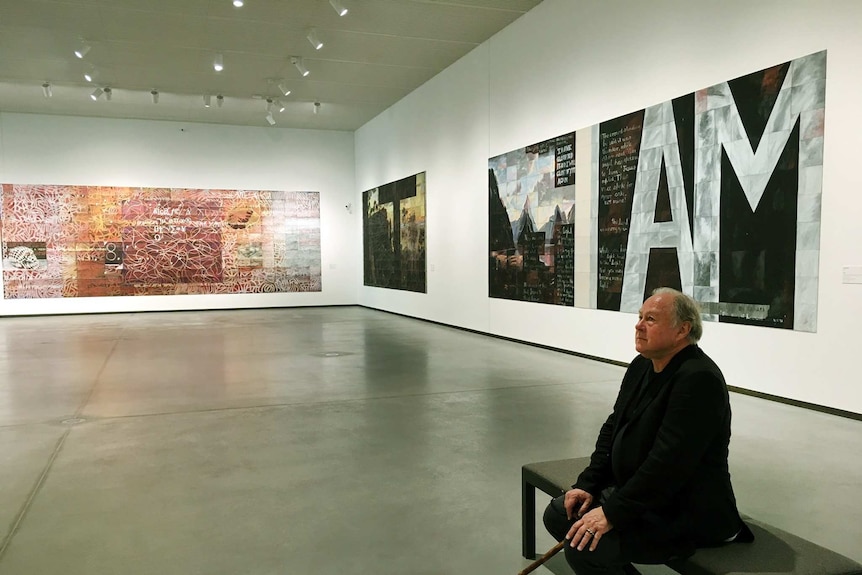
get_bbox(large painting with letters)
[489,51,825,332]
[590,50,825,331]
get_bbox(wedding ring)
[586,529,595,535]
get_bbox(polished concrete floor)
[0,306,859,575]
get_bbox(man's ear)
[678,321,692,340]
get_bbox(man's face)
[635,294,689,360]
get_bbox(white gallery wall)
[0,112,358,315]
[355,0,862,414]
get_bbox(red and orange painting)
[0,185,321,298]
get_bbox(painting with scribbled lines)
[0,185,321,298]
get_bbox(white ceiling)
[0,0,542,131]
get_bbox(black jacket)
[575,345,744,547]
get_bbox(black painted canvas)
[363,172,426,292]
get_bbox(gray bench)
[522,457,862,575]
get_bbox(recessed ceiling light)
[233,0,244,6]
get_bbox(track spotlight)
[204,94,211,107]
[90,87,103,101]
[329,0,348,16]
[74,43,91,59]
[216,94,224,107]
[213,53,224,72]
[104,87,112,101]
[313,101,320,114]
[306,28,323,50]
[291,56,309,77]
[278,82,291,96]
[233,0,244,6]
[265,112,276,126]
[277,100,286,112]
[151,90,159,104]
[41,82,52,98]
[266,98,274,113]
[82,64,98,83]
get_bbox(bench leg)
[522,477,536,559]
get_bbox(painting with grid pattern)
[0,185,321,298]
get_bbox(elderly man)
[543,287,752,575]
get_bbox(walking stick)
[518,540,565,575]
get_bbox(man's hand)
[563,488,593,520]
[567,506,613,552]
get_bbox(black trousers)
[542,495,690,575]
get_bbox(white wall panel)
[355,0,862,414]
[0,113,358,315]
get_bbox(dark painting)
[363,172,426,292]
